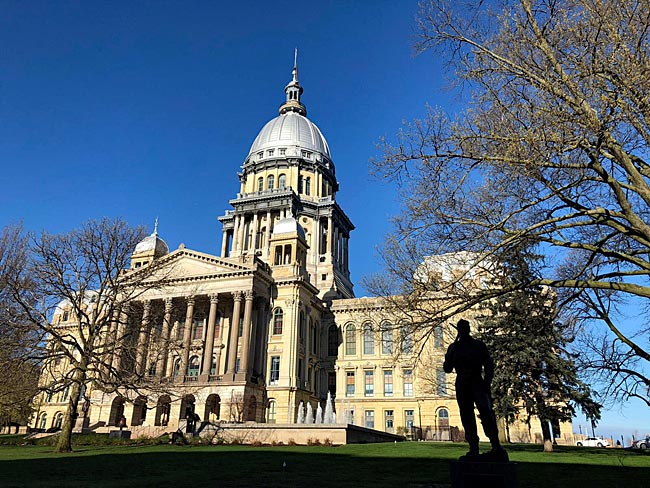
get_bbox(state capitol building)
[32,59,566,445]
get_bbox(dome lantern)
[279,48,306,117]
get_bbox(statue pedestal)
[450,461,518,488]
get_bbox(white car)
[576,437,610,447]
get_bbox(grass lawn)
[1,437,649,487]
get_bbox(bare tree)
[5,218,172,452]
[369,0,650,409]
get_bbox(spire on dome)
[279,48,306,116]
[153,217,159,235]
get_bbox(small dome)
[248,112,330,160]
[272,217,305,240]
[134,231,169,256]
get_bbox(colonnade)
[108,291,270,383]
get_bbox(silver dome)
[248,112,330,159]
[134,231,169,256]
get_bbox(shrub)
[322,438,334,447]
[287,438,297,446]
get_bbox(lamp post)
[417,399,423,441]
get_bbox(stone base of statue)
[450,460,517,488]
[109,430,131,439]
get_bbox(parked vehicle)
[633,437,650,449]
[576,437,610,447]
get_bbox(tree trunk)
[540,419,553,453]
[497,417,509,444]
[55,361,87,453]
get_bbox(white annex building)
[32,58,572,445]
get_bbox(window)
[269,356,280,385]
[346,371,355,397]
[363,323,374,355]
[385,410,394,432]
[273,308,283,335]
[279,148,286,156]
[267,149,274,157]
[54,412,63,430]
[298,175,303,193]
[434,326,443,348]
[236,358,240,373]
[45,391,53,403]
[365,410,375,429]
[305,177,311,196]
[405,410,415,430]
[257,151,263,159]
[381,323,393,355]
[267,399,277,424]
[383,370,393,396]
[438,408,449,420]
[62,311,69,322]
[328,325,338,356]
[61,386,70,403]
[365,371,374,396]
[301,150,312,159]
[345,324,356,355]
[210,355,217,375]
[192,318,203,340]
[403,369,413,397]
[436,369,447,396]
[401,326,413,354]
[311,320,317,354]
[258,177,264,192]
[38,413,47,430]
[188,356,200,376]
[278,174,287,189]
[173,358,181,376]
[299,311,305,341]
[328,371,337,395]
[238,315,243,337]
[267,175,275,190]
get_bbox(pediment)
[137,248,256,282]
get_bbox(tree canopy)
[370,0,650,409]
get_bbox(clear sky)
[1,0,647,441]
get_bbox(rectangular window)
[405,409,414,430]
[270,356,280,385]
[436,369,447,396]
[267,149,274,156]
[434,326,443,348]
[328,371,337,395]
[385,410,394,432]
[346,371,355,397]
[365,410,375,429]
[383,370,393,396]
[403,369,413,397]
[279,148,286,155]
[365,371,374,397]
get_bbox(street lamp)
[417,399,423,441]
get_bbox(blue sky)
[1,0,647,440]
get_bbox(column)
[239,290,255,376]
[265,211,271,256]
[238,215,246,252]
[252,213,258,250]
[326,215,333,260]
[135,301,151,375]
[201,295,219,377]
[156,298,173,378]
[226,291,243,375]
[221,230,228,257]
[112,306,129,371]
[179,297,195,380]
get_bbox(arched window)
[267,399,277,424]
[328,324,338,356]
[267,174,275,190]
[173,358,181,376]
[363,323,374,355]
[258,177,264,192]
[345,324,356,356]
[381,323,393,355]
[305,177,311,196]
[61,386,70,403]
[273,308,283,335]
[401,325,413,354]
[38,413,47,430]
[438,408,449,420]
[278,174,286,189]
[187,356,200,376]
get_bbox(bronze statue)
[443,319,508,461]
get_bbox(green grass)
[1,437,649,487]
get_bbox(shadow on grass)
[1,442,649,488]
